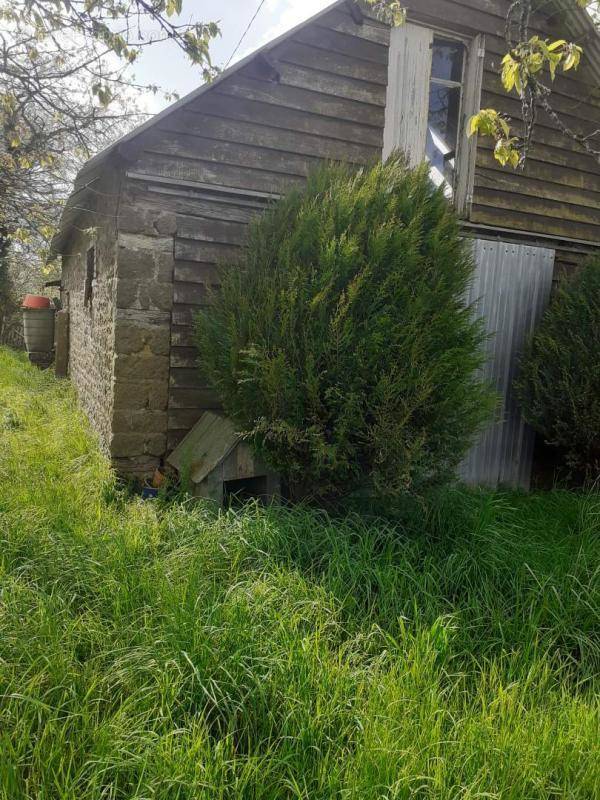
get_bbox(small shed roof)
[167,411,242,485]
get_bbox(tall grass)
[0,346,599,799]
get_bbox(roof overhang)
[50,177,99,258]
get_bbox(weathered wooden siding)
[390,0,600,243]
[115,0,600,455]
[459,238,555,488]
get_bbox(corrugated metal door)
[459,239,555,488]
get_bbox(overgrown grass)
[0,346,599,799]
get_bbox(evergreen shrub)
[196,156,494,498]
[516,259,600,480]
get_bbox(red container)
[22,294,51,309]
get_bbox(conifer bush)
[516,259,600,480]
[196,156,494,498]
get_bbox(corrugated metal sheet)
[459,239,555,488]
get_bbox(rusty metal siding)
[459,238,555,488]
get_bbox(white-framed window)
[383,22,484,216]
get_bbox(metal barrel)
[22,308,56,353]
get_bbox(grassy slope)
[0,346,598,800]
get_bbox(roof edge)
[74,0,600,183]
[75,0,350,182]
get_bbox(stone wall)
[61,167,120,455]
[111,180,176,476]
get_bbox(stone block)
[148,282,173,312]
[118,232,173,253]
[119,205,177,238]
[116,278,172,312]
[110,432,166,458]
[112,409,168,434]
[114,319,170,356]
[114,352,169,382]
[113,455,160,478]
[110,433,146,457]
[118,248,174,282]
[113,379,169,412]
[116,279,143,310]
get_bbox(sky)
[132,0,333,114]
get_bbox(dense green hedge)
[196,157,494,499]
[516,259,600,480]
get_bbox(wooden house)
[51,0,600,488]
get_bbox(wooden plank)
[470,202,600,242]
[383,22,432,164]
[133,152,306,196]
[176,215,248,246]
[429,0,561,35]
[170,345,200,368]
[482,79,600,129]
[198,91,382,146]
[167,407,208,432]
[159,111,378,164]
[480,86,600,134]
[171,325,198,348]
[173,281,220,307]
[474,183,600,229]
[270,39,387,87]
[270,61,386,106]
[216,74,385,128]
[174,261,223,285]
[169,366,210,389]
[121,188,263,224]
[475,165,600,211]
[166,411,239,484]
[169,387,221,409]
[404,0,550,39]
[174,239,242,264]
[474,106,600,158]
[172,303,207,327]
[483,45,600,103]
[126,172,279,203]
[142,130,322,178]
[293,25,388,66]
[477,145,600,193]
[317,7,390,45]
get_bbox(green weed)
[0,347,598,799]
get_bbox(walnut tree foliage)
[516,259,600,481]
[467,1,599,168]
[0,0,219,261]
[195,157,495,500]
[0,1,219,347]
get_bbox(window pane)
[431,39,464,82]
[426,84,461,198]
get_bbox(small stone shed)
[52,0,600,486]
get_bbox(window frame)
[426,37,467,199]
[383,22,485,218]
